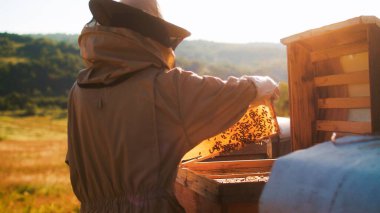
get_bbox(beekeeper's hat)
[89,0,191,49]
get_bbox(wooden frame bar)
[310,42,368,62]
[287,43,317,150]
[314,70,369,87]
[175,159,273,213]
[282,17,380,148]
[368,24,380,133]
[316,120,371,134]
[182,159,274,171]
[318,97,371,108]
[204,172,270,179]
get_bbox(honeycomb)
[182,100,279,163]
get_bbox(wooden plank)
[314,57,350,143]
[219,182,265,203]
[316,120,371,134]
[174,181,261,213]
[318,97,371,109]
[281,16,380,44]
[174,182,221,213]
[314,70,369,86]
[287,43,317,150]
[223,203,259,213]
[182,159,275,171]
[368,24,380,133]
[297,24,368,52]
[310,42,368,62]
[176,168,220,202]
[204,172,270,179]
[188,167,271,177]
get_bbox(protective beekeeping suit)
[66,0,279,212]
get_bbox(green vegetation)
[0,32,290,212]
[0,33,82,114]
[0,32,289,116]
[176,40,287,82]
[274,82,289,117]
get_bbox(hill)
[176,40,287,81]
[0,33,288,115]
[0,33,82,112]
[22,34,288,81]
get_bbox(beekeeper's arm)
[172,69,278,149]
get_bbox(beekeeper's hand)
[245,76,279,101]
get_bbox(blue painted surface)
[259,135,380,213]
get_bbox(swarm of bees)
[182,100,279,163]
[208,104,277,154]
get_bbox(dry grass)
[0,57,29,64]
[0,114,79,213]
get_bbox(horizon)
[0,32,288,45]
[1,0,380,43]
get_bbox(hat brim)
[89,0,191,49]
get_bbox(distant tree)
[274,82,289,117]
[0,33,288,112]
[0,37,15,56]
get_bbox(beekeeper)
[66,0,279,212]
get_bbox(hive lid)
[260,135,380,213]
[181,99,280,165]
[281,16,380,45]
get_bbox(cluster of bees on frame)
[208,104,277,154]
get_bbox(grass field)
[0,112,80,213]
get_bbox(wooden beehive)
[175,100,284,213]
[281,16,380,150]
[175,159,274,213]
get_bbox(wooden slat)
[310,42,368,62]
[281,16,380,45]
[205,172,270,179]
[174,182,222,213]
[297,24,368,52]
[181,159,275,171]
[287,43,317,150]
[316,120,371,134]
[176,168,220,201]
[314,70,369,86]
[368,24,380,133]
[318,97,370,109]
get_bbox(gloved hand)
[244,76,279,101]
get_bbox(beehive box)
[281,16,380,150]
[175,159,274,213]
[175,101,282,213]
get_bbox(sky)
[1,0,379,43]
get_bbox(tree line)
[0,33,288,116]
[0,33,81,113]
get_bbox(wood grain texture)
[296,24,368,53]
[174,182,260,213]
[204,172,270,179]
[314,70,369,86]
[175,182,221,213]
[368,24,380,133]
[310,42,368,62]
[316,120,371,134]
[318,97,371,109]
[287,43,316,150]
[281,16,380,45]
[182,159,274,171]
[176,168,219,202]
[175,160,271,213]
[314,58,349,143]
